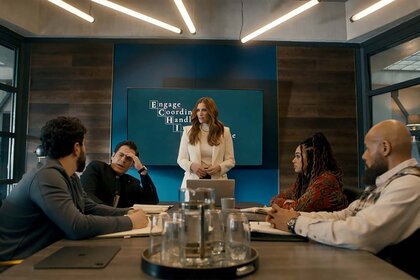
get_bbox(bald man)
[268,120,419,277]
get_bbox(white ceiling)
[0,0,419,43]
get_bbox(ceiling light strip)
[48,0,94,23]
[241,0,319,43]
[350,0,395,22]
[174,0,196,34]
[91,0,181,34]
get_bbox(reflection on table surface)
[1,235,413,279]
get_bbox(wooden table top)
[1,236,413,279]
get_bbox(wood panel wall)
[24,42,359,192]
[277,46,359,191]
[26,42,113,170]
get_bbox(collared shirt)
[294,159,420,253]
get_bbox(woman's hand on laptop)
[127,208,148,229]
[206,165,221,175]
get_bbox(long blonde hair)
[188,97,224,146]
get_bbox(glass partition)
[0,42,18,199]
[372,85,420,162]
[370,37,420,90]
[0,44,15,87]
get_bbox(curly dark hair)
[295,132,343,198]
[114,140,139,157]
[40,116,87,159]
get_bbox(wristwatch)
[138,166,147,174]
[287,217,298,234]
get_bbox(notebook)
[34,246,121,269]
[186,179,235,206]
[132,204,173,214]
[249,222,307,242]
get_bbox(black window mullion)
[0,83,17,93]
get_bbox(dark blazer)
[80,161,159,208]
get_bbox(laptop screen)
[186,179,235,206]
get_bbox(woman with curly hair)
[270,132,348,212]
[177,97,235,188]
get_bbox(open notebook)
[96,227,151,238]
[132,204,173,214]
[96,216,153,238]
[250,222,307,242]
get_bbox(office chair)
[0,260,24,273]
[34,145,46,168]
[377,229,419,278]
[343,186,363,204]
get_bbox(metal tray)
[141,247,259,279]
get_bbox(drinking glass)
[160,212,183,266]
[207,209,225,262]
[149,213,168,261]
[225,213,250,262]
[178,187,190,205]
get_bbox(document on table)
[249,221,307,242]
[240,206,272,215]
[250,221,293,235]
[132,204,173,214]
[96,216,161,238]
[96,227,151,238]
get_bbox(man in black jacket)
[81,140,159,208]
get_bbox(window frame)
[0,26,29,188]
[355,15,420,183]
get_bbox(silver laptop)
[186,179,235,207]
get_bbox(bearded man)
[0,117,148,262]
[268,119,420,278]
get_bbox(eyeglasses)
[115,152,133,163]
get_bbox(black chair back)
[377,229,420,278]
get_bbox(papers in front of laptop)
[132,204,173,214]
[96,227,151,238]
[249,221,293,236]
[96,216,161,238]
[240,206,272,215]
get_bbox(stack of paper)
[132,204,173,214]
[249,221,307,242]
[96,226,152,238]
[249,221,293,235]
[240,207,272,215]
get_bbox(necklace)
[200,124,209,132]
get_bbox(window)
[356,17,420,184]
[0,37,20,200]
[370,37,420,90]
[372,87,420,162]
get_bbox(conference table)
[1,235,413,279]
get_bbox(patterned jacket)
[270,171,348,212]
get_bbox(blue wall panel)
[113,43,278,204]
